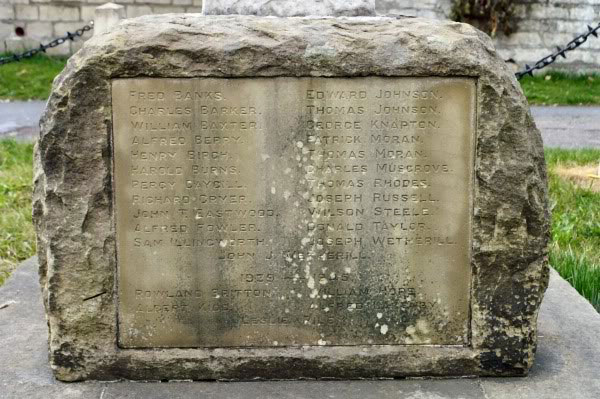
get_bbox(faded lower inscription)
[113,77,475,348]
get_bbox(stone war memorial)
[32,0,550,382]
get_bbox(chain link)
[516,22,600,79]
[0,22,94,66]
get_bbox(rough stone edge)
[32,15,550,381]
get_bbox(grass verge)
[545,148,600,311]
[0,140,35,286]
[520,72,600,105]
[0,54,67,100]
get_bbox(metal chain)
[516,22,600,79]
[0,22,94,66]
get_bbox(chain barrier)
[515,22,600,79]
[0,22,94,66]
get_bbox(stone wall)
[0,0,202,55]
[494,0,600,72]
[1,0,599,70]
[377,0,600,72]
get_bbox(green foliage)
[545,148,600,166]
[545,148,600,311]
[550,249,600,311]
[0,54,67,100]
[450,0,517,36]
[520,72,600,105]
[0,140,35,286]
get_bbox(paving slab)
[530,106,600,149]
[0,100,46,141]
[0,257,598,398]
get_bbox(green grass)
[545,148,600,165]
[0,54,67,100]
[0,140,35,286]
[545,148,600,311]
[520,72,600,105]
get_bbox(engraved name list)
[112,77,475,348]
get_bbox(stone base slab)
[1,257,598,398]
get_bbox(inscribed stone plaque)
[113,77,475,348]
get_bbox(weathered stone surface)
[203,0,376,16]
[114,76,476,349]
[33,14,549,381]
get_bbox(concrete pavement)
[0,101,599,148]
[531,106,600,148]
[0,100,46,142]
[1,257,599,398]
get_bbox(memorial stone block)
[33,15,550,381]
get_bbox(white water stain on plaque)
[112,77,475,348]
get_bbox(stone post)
[94,3,125,36]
